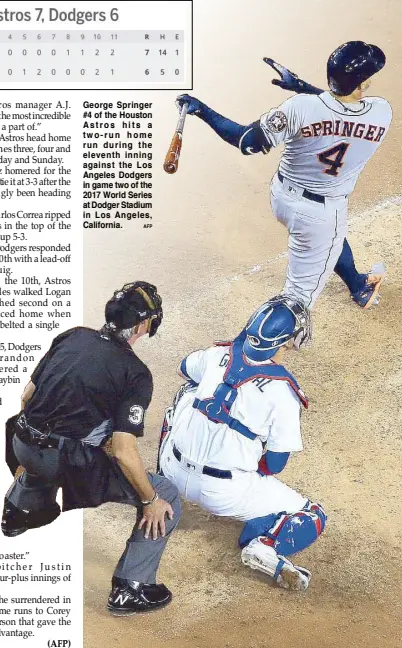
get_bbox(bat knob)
[163,162,177,174]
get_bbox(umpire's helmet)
[105,281,163,337]
[242,295,311,362]
[327,41,385,96]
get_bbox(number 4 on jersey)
[318,142,350,176]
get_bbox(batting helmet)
[242,295,311,362]
[327,41,386,96]
[105,281,163,337]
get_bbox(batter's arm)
[176,94,271,155]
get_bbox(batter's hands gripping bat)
[163,103,188,174]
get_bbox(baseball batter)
[176,41,392,309]
[158,295,326,591]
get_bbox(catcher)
[158,295,326,591]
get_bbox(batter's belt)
[277,171,326,204]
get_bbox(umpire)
[1,281,181,616]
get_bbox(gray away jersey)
[260,91,392,197]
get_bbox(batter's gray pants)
[7,436,181,584]
[270,173,348,309]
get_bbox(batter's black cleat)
[1,499,61,537]
[107,577,172,616]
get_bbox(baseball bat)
[163,103,188,174]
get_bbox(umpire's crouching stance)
[1,281,181,616]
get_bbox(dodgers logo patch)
[267,111,287,133]
[128,405,144,425]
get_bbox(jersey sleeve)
[114,369,153,437]
[260,96,304,148]
[266,385,303,452]
[180,349,208,384]
[374,97,393,124]
[379,98,393,134]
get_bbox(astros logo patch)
[267,111,287,133]
[128,405,144,425]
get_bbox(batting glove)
[263,57,304,91]
[176,94,204,115]
[263,57,323,96]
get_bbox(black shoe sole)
[1,505,61,537]
[1,526,28,538]
[106,598,172,617]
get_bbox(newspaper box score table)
[0,29,188,86]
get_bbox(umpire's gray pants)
[7,436,181,584]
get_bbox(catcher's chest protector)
[192,337,308,441]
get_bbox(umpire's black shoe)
[107,577,172,616]
[1,499,61,537]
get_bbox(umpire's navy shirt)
[24,327,153,441]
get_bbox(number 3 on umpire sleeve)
[318,142,350,176]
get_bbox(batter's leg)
[335,238,386,308]
[334,238,367,292]
[284,206,348,309]
[270,178,348,308]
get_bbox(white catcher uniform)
[261,91,392,307]
[159,345,307,521]
[159,296,325,590]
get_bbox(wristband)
[141,492,159,506]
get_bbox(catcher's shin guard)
[239,501,326,556]
[241,538,311,591]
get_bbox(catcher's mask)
[105,281,163,337]
[242,294,311,362]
